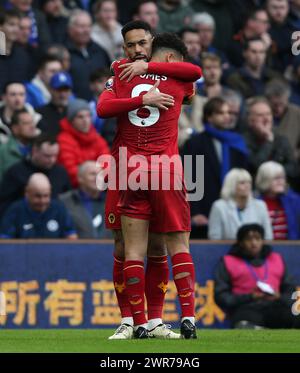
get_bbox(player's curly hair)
[151,33,188,60]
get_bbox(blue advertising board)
[0,241,299,329]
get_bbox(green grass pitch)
[0,329,299,353]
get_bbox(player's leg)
[122,215,149,338]
[165,231,197,339]
[146,232,181,339]
[150,174,197,339]
[105,189,133,340]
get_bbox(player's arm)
[97,81,175,118]
[182,82,196,105]
[119,60,202,82]
[97,89,144,118]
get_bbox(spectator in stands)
[0,109,36,182]
[222,89,244,132]
[227,38,279,98]
[289,0,300,30]
[58,98,110,187]
[9,0,52,48]
[60,161,112,238]
[178,27,201,66]
[244,97,298,180]
[265,79,300,164]
[0,134,71,215]
[266,0,293,72]
[91,0,123,60]
[178,93,203,149]
[46,44,71,71]
[66,9,111,100]
[208,169,273,240]
[132,0,160,31]
[41,0,69,44]
[88,68,117,140]
[197,53,232,99]
[17,14,32,46]
[290,57,300,106]
[157,0,193,33]
[182,97,248,238]
[37,71,73,138]
[0,82,41,144]
[192,12,230,73]
[0,10,36,94]
[256,161,300,240]
[26,55,62,108]
[0,173,77,239]
[190,0,234,50]
[214,224,300,329]
[229,0,268,33]
[227,8,271,68]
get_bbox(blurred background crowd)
[1,0,300,240]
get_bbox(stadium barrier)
[0,240,299,329]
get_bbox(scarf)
[204,123,248,182]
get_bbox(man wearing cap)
[214,223,300,329]
[37,71,74,138]
[57,98,110,187]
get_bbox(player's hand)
[119,60,149,82]
[142,81,175,110]
[191,214,208,226]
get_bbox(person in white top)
[208,168,273,240]
[91,0,123,60]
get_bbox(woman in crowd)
[208,168,273,240]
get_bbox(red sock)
[145,255,169,321]
[171,252,195,318]
[113,255,132,318]
[123,260,147,326]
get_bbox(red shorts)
[117,172,191,233]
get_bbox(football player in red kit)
[98,32,202,339]
[99,21,200,340]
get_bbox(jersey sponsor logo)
[47,220,59,232]
[23,223,33,231]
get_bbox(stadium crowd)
[1,0,300,241]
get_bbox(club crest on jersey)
[108,213,116,224]
[105,78,114,90]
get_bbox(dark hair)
[11,108,29,126]
[177,27,198,39]
[132,0,157,16]
[89,68,111,83]
[151,32,188,60]
[203,97,227,123]
[33,134,57,148]
[243,37,265,51]
[237,224,265,242]
[121,20,154,39]
[2,81,25,94]
[38,55,62,71]
[0,9,20,26]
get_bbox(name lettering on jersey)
[140,74,167,81]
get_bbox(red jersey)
[98,59,201,172]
